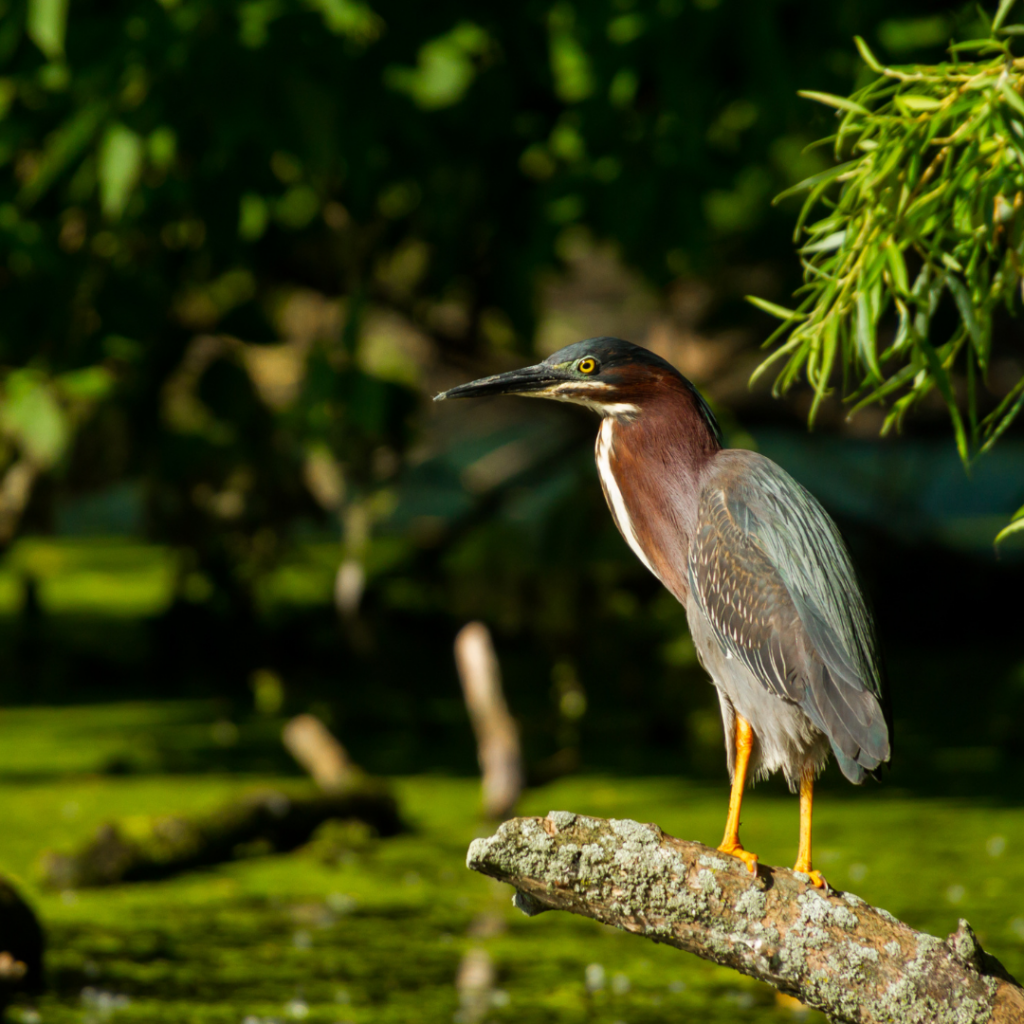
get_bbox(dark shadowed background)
[1,1,1023,1020]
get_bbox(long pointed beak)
[433,363,567,402]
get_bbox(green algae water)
[2,704,1023,1023]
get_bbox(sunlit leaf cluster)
[750,23,1024,543]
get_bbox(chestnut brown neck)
[614,372,720,466]
[597,377,721,602]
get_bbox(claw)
[718,840,759,875]
[793,861,827,890]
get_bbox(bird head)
[434,336,721,440]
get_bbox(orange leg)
[717,714,758,874]
[793,770,826,889]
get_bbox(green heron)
[435,337,891,886]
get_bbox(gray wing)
[688,450,890,782]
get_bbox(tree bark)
[467,812,1024,1024]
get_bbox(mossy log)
[467,813,1024,1024]
[0,876,44,1014]
[42,785,402,889]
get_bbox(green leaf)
[56,366,115,402]
[919,338,970,464]
[894,94,943,112]
[0,370,68,468]
[947,40,1006,55]
[887,300,913,357]
[855,289,883,381]
[994,503,1024,546]
[946,275,989,368]
[306,0,384,43]
[853,36,884,73]
[745,296,807,321]
[239,193,269,241]
[749,335,802,385]
[800,230,846,254]
[607,13,646,44]
[792,181,833,239]
[27,0,68,60]
[148,128,177,171]
[904,178,949,218]
[548,9,594,104]
[997,79,1024,119]
[386,22,490,109]
[774,159,860,204]
[797,91,870,115]
[978,377,1024,455]
[881,390,922,436]
[805,317,838,424]
[98,123,144,220]
[17,101,107,208]
[940,251,964,273]
[849,363,919,415]
[992,0,1020,32]
[885,242,910,295]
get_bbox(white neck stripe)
[595,419,656,575]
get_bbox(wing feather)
[688,451,890,781]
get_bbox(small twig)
[0,460,38,545]
[455,946,497,1024]
[468,813,1024,1024]
[454,622,523,820]
[283,713,359,792]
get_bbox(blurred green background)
[1,0,1023,1020]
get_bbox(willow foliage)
[750,8,1024,543]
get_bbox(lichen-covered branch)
[467,813,1024,1024]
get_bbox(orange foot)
[718,840,759,875]
[793,863,827,889]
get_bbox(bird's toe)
[718,840,759,875]
[793,865,828,890]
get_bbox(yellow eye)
[578,358,597,375]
